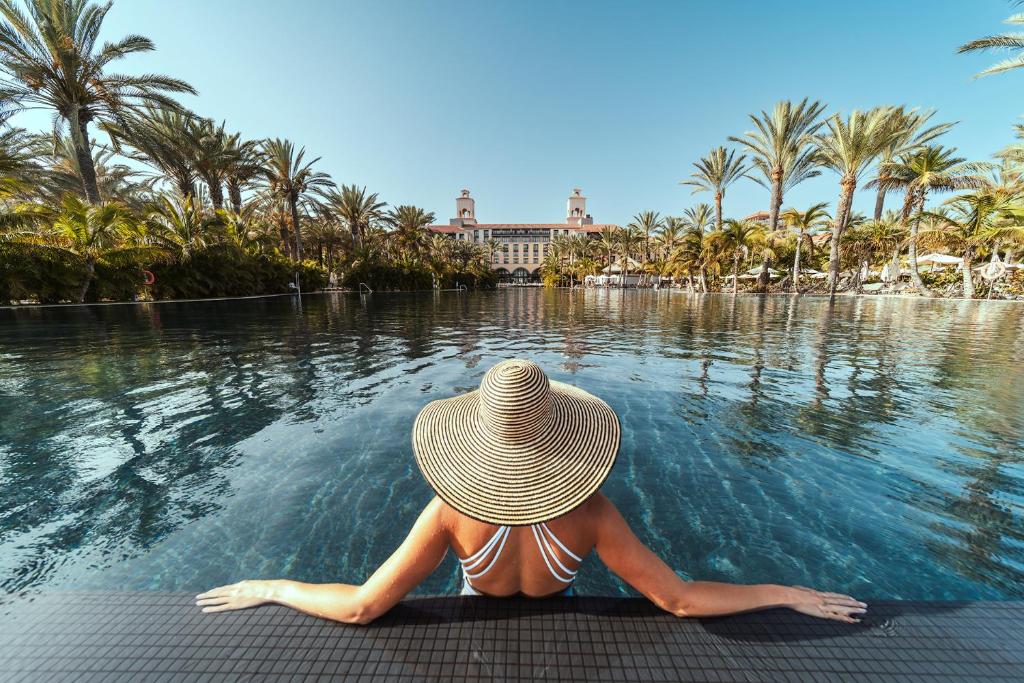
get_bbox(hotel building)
[428,189,618,282]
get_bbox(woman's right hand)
[786,586,867,623]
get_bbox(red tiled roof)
[428,223,619,232]
[744,211,771,222]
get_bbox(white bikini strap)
[460,525,507,570]
[540,522,583,562]
[463,526,511,579]
[530,525,576,583]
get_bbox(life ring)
[142,270,156,286]
[980,261,1006,282]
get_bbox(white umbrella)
[916,252,963,266]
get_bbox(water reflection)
[0,290,1022,599]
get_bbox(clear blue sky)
[14,0,1022,225]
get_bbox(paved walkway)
[1,592,1021,682]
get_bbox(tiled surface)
[1,592,1022,682]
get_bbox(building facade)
[428,189,618,282]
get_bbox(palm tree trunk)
[793,231,803,294]
[873,186,886,222]
[769,171,783,231]
[205,176,224,211]
[962,251,975,299]
[74,118,101,205]
[699,266,708,293]
[757,254,771,292]
[290,194,303,261]
[828,178,855,297]
[228,180,243,214]
[77,256,96,303]
[732,253,740,297]
[714,192,723,231]
[907,191,935,297]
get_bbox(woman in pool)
[197,359,866,625]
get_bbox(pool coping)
[1,591,1022,682]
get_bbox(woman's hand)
[786,585,867,623]
[195,580,279,613]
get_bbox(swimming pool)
[1,290,1022,600]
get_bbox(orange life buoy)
[142,270,156,286]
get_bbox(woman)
[197,359,866,625]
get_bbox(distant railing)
[358,283,373,294]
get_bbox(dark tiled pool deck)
[0,592,1021,682]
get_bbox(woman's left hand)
[196,580,278,613]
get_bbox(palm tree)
[681,203,714,291]
[327,184,387,247]
[844,214,906,290]
[597,225,618,273]
[920,190,1022,298]
[628,210,664,263]
[873,145,988,295]
[780,203,830,293]
[0,0,195,204]
[484,237,501,266]
[106,106,198,199]
[655,217,684,261]
[716,218,763,297]
[958,1,1024,77]
[224,137,263,214]
[189,118,238,211]
[260,139,334,261]
[143,193,226,261]
[869,108,953,220]
[681,147,750,230]
[387,204,435,257]
[729,98,826,231]
[814,107,900,294]
[616,225,642,288]
[19,193,140,301]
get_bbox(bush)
[0,243,328,304]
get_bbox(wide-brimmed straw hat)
[412,359,620,526]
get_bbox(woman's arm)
[195,497,450,624]
[591,494,867,623]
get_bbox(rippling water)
[1,290,1022,600]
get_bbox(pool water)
[1,290,1022,600]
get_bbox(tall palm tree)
[18,193,140,301]
[189,118,238,211]
[260,138,334,261]
[814,107,900,294]
[106,106,198,199]
[681,147,750,230]
[143,193,226,261]
[326,184,387,247]
[0,0,195,204]
[616,225,642,288]
[681,203,714,291]
[921,190,1023,298]
[729,98,826,231]
[780,202,831,293]
[387,204,435,257]
[628,210,664,263]
[224,137,263,214]
[869,108,953,220]
[958,1,1024,77]
[655,216,684,261]
[873,145,988,295]
[716,218,763,297]
[597,225,618,273]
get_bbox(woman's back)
[445,496,598,597]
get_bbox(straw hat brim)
[412,380,620,526]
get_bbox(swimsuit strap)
[530,524,578,583]
[458,523,582,588]
[460,526,510,579]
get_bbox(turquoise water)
[1,290,1022,600]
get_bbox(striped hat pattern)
[413,359,620,525]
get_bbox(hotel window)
[484,229,490,239]
[474,230,480,242]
